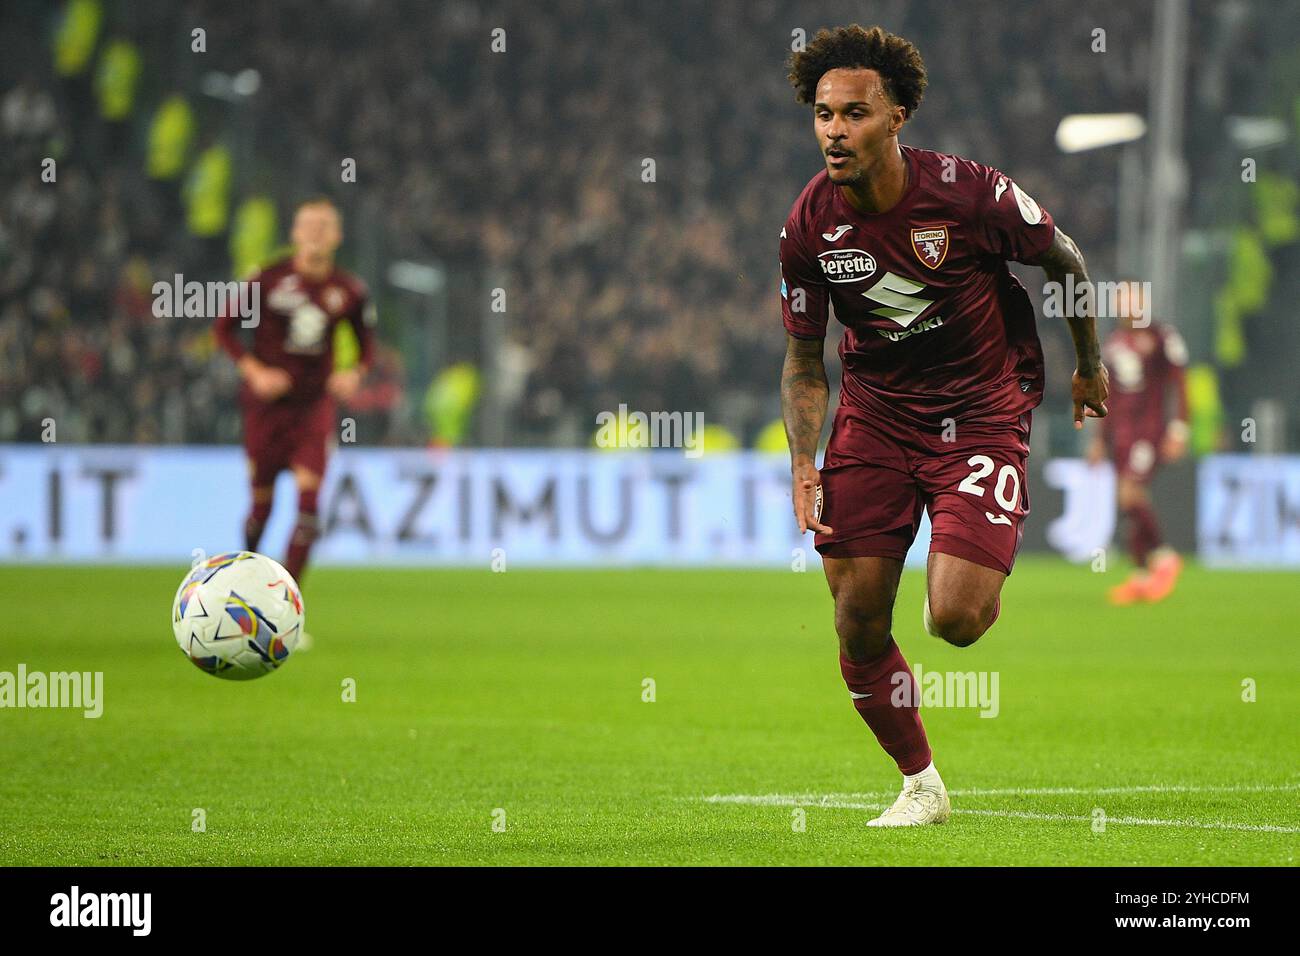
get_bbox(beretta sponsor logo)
[817,248,877,283]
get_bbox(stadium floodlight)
[388,260,446,295]
[201,69,262,102]
[1226,116,1288,150]
[1054,113,1149,277]
[1054,113,1147,153]
[231,69,262,97]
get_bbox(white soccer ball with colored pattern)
[171,551,305,680]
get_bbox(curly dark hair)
[788,24,927,118]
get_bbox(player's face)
[292,204,342,260]
[813,69,903,185]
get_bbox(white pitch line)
[958,808,1300,834]
[702,786,1300,834]
[926,782,1300,797]
[705,782,1300,803]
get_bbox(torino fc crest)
[910,226,949,269]
[322,285,347,314]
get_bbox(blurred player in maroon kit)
[1087,281,1189,605]
[779,26,1109,825]
[214,197,375,585]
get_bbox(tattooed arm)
[1034,228,1110,429]
[781,333,833,534]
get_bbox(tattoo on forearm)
[781,335,829,463]
[1037,229,1101,373]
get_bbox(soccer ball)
[171,551,305,680]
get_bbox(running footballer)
[1088,280,1189,606]
[779,25,1109,826]
[215,197,375,587]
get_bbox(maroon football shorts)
[814,406,1032,575]
[1111,435,1160,484]
[241,392,336,486]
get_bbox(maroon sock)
[244,493,273,553]
[284,488,320,584]
[1125,503,1161,567]
[840,639,933,775]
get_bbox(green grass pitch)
[0,559,1295,866]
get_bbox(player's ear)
[889,104,907,135]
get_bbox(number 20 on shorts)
[956,454,1021,526]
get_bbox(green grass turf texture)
[0,558,1295,866]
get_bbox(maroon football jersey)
[1101,322,1189,446]
[215,257,376,404]
[780,145,1056,429]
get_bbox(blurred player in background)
[1088,281,1189,605]
[779,25,1108,826]
[214,197,375,585]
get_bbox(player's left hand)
[327,368,362,402]
[1071,364,1109,429]
[1160,425,1188,462]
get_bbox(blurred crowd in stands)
[0,0,1277,449]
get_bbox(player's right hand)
[1071,363,1110,429]
[791,459,833,535]
[244,360,292,401]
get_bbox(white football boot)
[867,762,951,827]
